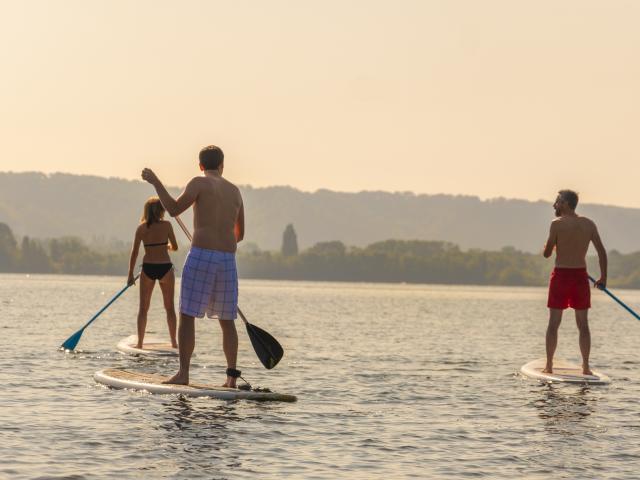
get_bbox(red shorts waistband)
[553,267,587,273]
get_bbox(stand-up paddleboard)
[521,358,610,385]
[94,368,297,402]
[117,335,178,357]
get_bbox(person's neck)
[204,169,222,178]
[562,210,578,217]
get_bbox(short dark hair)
[558,189,579,210]
[199,145,224,170]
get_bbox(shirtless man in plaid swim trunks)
[542,189,607,375]
[142,145,245,387]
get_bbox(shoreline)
[3,271,639,291]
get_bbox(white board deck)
[117,334,178,357]
[520,358,610,385]
[94,368,297,402]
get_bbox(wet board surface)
[117,334,178,357]
[94,368,297,402]
[520,358,611,385]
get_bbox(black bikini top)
[144,241,169,247]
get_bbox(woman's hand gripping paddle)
[589,274,640,321]
[60,275,140,351]
[174,216,284,369]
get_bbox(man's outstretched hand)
[141,168,159,186]
[594,277,607,290]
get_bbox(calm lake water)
[2,274,640,479]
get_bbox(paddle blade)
[245,322,284,369]
[61,328,84,351]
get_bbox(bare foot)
[163,372,189,385]
[171,342,178,349]
[542,365,553,374]
[136,343,143,349]
[583,367,593,375]
[221,377,237,389]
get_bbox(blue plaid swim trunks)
[180,246,238,320]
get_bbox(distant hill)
[1,171,639,253]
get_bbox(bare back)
[138,221,176,263]
[548,216,596,268]
[190,175,243,252]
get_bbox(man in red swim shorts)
[543,190,607,375]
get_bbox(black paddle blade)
[245,322,284,369]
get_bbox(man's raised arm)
[141,169,198,217]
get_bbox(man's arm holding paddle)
[141,168,198,217]
[591,223,608,289]
[543,221,557,258]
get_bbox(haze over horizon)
[3,168,640,211]
[2,1,639,207]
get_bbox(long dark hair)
[140,197,165,227]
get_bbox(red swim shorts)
[547,267,591,310]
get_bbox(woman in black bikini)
[127,197,179,349]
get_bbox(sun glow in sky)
[1,1,639,206]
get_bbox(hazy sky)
[1,1,639,207]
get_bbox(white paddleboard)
[94,368,297,402]
[117,334,178,357]
[520,358,610,385]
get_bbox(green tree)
[306,241,346,256]
[281,224,299,256]
[19,236,53,273]
[0,223,18,271]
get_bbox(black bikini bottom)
[142,263,173,280]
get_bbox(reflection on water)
[530,384,597,435]
[158,397,245,469]
[4,275,640,479]
[160,396,244,430]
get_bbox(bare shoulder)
[133,223,148,241]
[578,216,597,229]
[222,176,239,188]
[183,176,208,194]
[188,176,205,188]
[222,177,242,195]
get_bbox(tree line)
[0,223,130,275]
[1,222,639,288]
[240,239,640,288]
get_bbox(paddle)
[60,275,140,351]
[589,275,640,321]
[174,216,284,369]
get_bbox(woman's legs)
[137,272,155,348]
[158,269,178,347]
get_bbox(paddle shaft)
[80,275,140,330]
[61,274,139,349]
[174,216,249,325]
[588,274,640,321]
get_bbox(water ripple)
[2,275,640,479]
